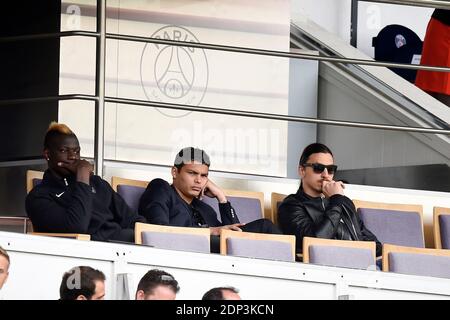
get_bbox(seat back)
[303,237,376,270]
[0,216,33,233]
[30,232,90,240]
[26,170,44,193]
[111,176,149,213]
[135,222,210,253]
[202,189,265,224]
[271,192,287,225]
[383,244,450,279]
[353,200,424,248]
[433,207,450,249]
[220,229,295,262]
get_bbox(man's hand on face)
[58,159,94,184]
[210,223,245,236]
[200,180,228,203]
[322,180,345,198]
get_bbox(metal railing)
[0,0,449,175]
[360,0,450,10]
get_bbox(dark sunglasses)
[303,163,337,174]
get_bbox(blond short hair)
[46,121,74,135]
[44,122,77,149]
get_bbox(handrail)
[1,94,448,135]
[1,0,448,172]
[107,32,450,73]
[104,96,450,135]
[94,0,107,177]
[0,94,98,106]
[0,30,99,43]
[0,30,448,73]
[359,0,450,10]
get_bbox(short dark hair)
[44,122,77,149]
[299,143,333,166]
[0,246,9,265]
[173,147,210,170]
[136,269,179,297]
[202,286,239,300]
[59,266,106,300]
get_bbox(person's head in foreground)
[59,266,106,300]
[202,286,241,300]
[0,246,10,290]
[135,269,180,300]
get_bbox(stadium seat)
[135,222,210,253]
[271,192,287,225]
[111,176,149,213]
[433,207,450,249]
[303,237,376,270]
[26,170,44,193]
[220,229,295,262]
[383,244,450,279]
[201,189,266,224]
[353,200,424,248]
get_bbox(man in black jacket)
[138,147,280,252]
[278,143,382,256]
[26,122,146,242]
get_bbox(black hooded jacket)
[278,188,382,256]
[26,170,146,241]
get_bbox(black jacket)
[26,170,146,241]
[432,9,450,26]
[278,188,382,256]
[138,178,240,227]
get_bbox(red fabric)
[415,18,450,95]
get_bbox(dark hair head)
[44,122,77,149]
[173,147,210,170]
[59,266,106,300]
[0,246,9,265]
[202,286,239,300]
[136,269,179,296]
[299,143,333,166]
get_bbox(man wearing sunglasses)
[278,143,381,256]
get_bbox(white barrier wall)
[1,232,450,300]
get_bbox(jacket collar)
[295,187,322,202]
[43,169,76,189]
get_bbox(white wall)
[1,232,450,300]
[59,0,301,178]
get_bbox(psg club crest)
[140,25,209,118]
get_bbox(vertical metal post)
[350,0,359,48]
[95,0,106,177]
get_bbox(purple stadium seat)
[202,196,263,224]
[226,237,294,262]
[32,178,42,188]
[389,252,450,279]
[117,184,146,213]
[357,208,424,248]
[439,215,450,249]
[141,231,210,253]
[309,245,375,270]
